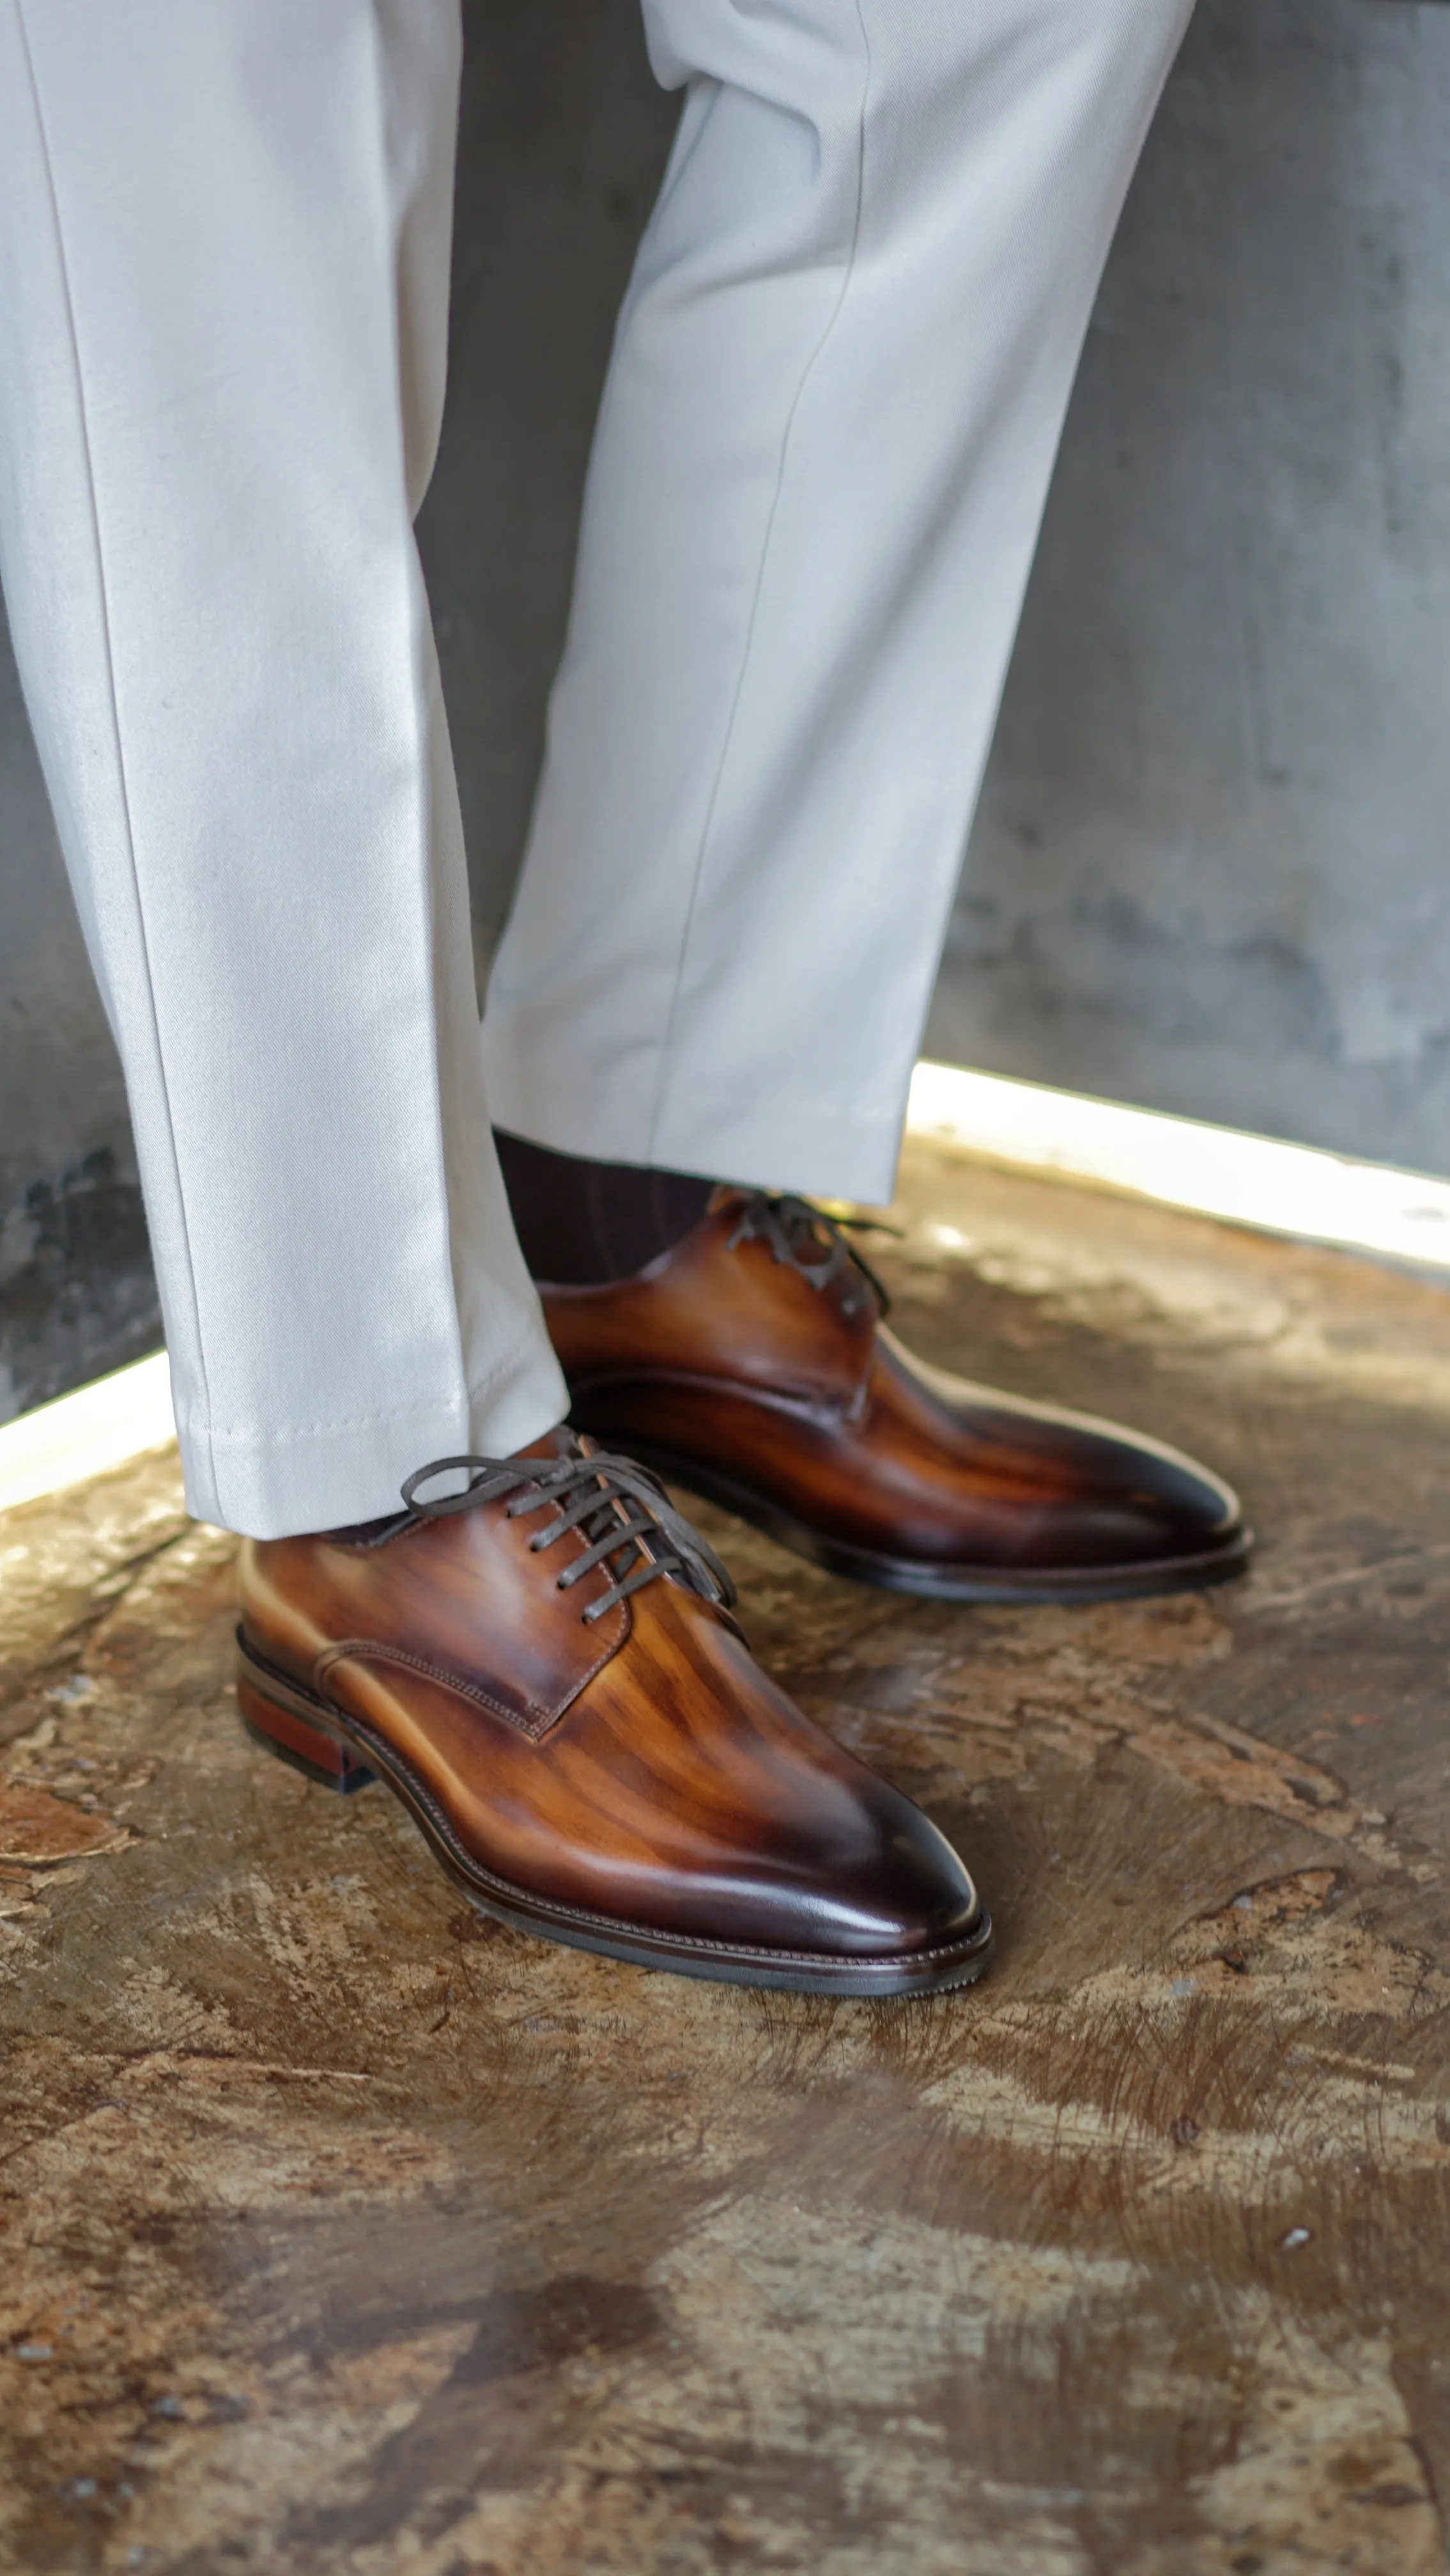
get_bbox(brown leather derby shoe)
[236,1434,991,1996]
[542,1193,1251,1604]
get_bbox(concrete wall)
[0,622,157,1420]
[927,0,1450,1165]
[3,0,1448,1416]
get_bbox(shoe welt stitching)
[320,1694,987,1968]
[243,1633,987,1971]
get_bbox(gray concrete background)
[925,0,1450,1161]
[3,0,1448,1416]
[0,618,156,1422]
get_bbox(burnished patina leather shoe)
[542,1193,1251,1604]
[236,1434,991,1995]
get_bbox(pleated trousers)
[0,0,1192,1536]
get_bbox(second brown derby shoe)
[236,1436,991,1996]
[542,1193,1251,1603]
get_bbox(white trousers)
[0,0,1191,1538]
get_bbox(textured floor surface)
[4,1138,1450,2576]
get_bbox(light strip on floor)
[906,1059,1450,1271]
[5,1067,1450,1517]
[0,1349,175,1515]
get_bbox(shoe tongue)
[515,1423,587,1464]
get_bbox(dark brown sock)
[495,1129,716,1286]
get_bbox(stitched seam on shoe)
[13,6,219,1513]
[314,1619,628,1740]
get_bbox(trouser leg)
[484,0,1194,1206]
[0,0,566,1536]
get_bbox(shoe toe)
[1063,1427,1245,1568]
[767,1777,983,1962]
[950,1394,1246,1574]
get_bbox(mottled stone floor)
[4,1139,1450,2576]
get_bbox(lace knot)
[725,1191,893,1318]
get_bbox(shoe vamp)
[325,1587,958,1954]
[586,1351,1238,1568]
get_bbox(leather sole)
[235,1630,994,1998]
[576,1435,1253,1606]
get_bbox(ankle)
[495,1130,714,1285]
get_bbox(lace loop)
[725,1191,893,1318]
[399,1448,737,1625]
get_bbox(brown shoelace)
[725,1191,893,1321]
[401,1448,737,1624]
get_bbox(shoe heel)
[236,1655,376,1796]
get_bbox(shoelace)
[725,1190,893,1320]
[399,1448,737,1625]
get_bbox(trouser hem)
[482,1057,906,1211]
[176,1335,567,1540]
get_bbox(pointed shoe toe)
[892,1368,1251,1600]
[579,1590,989,1985]
[790,1785,983,1967]
[1024,1410,1247,1583]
